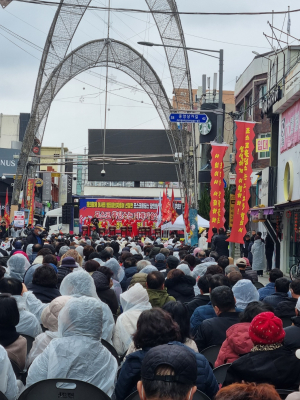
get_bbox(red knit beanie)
[249,312,285,345]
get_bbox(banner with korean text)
[26,178,35,225]
[207,143,229,241]
[227,121,255,244]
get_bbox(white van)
[43,208,64,234]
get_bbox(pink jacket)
[215,322,253,367]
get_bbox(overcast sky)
[0,0,299,153]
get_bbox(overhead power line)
[12,1,300,16]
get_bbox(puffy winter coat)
[185,294,210,318]
[275,297,298,319]
[121,267,138,291]
[223,346,300,390]
[26,283,61,304]
[146,288,175,308]
[245,267,258,283]
[165,275,196,303]
[194,312,240,352]
[114,341,219,400]
[190,303,216,335]
[128,273,147,289]
[215,322,253,367]
[263,292,289,308]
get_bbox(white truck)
[43,208,65,234]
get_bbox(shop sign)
[256,138,270,153]
[280,98,300,154]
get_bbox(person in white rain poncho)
[0,345,18,400]
[105,258,125,303]
[26,297,118,397]
[59,270,115,343]
[112,283,152,355]
[26,296,71,368]
[5,254,30,282]
[0,278,42,338]
[232,279,259,310]
[177,264,192,276]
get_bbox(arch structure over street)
[12,0,195,205]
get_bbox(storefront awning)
[250,206,274,216]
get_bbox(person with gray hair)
[137,260,151,272]
[224,265,239,276]
[105,247,114,257]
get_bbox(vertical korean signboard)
[227,121,255,244]
[207,143,228,241]
[26,178,35,225]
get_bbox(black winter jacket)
[263,292,289,308]
[284,316,300,350]
[26,283,61,304]
[26,232,42,246]
[114,341,219,400]
[57,267,73,288]
[121,266,138,291]
[91,271,119,315]
[213,234,229,257]
[223,346,300,389]
[164,275,196,303]
[275,297,298,319]
[185,294,210,318]
[195,311,240,352]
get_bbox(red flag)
[183,196,190,233]
[170,189,177,224]
[227,121,255,244]
[4,188,10,226]
[162,189,171,222]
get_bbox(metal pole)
[216,49,224,143]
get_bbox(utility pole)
[217,49,224,143]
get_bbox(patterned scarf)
[251,343,282,352]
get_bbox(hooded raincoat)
[105,258,125,303]
[26,296,71,368]
[59,270,115,343]
[26,297,118,396]
[13,295,42,338]
[0,345,18,400]
[251,239,266,271]
[5,254,30,282]
[232,279,259,310]
[112,283,151,355]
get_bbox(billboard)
[88,129,177,182]
[79,197,182,232]
[0,149,20,176]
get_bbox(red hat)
[249,312,285,345]
[243,257,250,266]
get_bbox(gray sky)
[0,0,299,153]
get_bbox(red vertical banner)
[4,189,10,226]
[207,143,229,242]
[227,121,255,244]
[26,178,35,225]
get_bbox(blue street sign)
[169,113,208,123]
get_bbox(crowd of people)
[0,223,299,400]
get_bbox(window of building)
[258,133,271,159]
[248,95,253,116]
[259,85,267,108]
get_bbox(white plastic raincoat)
[140,265,158,274]
[59,270,115,343]
[0,345,18,400]
[26,296,71,368]
[13,295,42,337]
[232,279,259,310]
[177,264,192,276]
[26,297,118,397]
[5,254,30,282]
[112,283,151,355]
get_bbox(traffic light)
[62,204,72,224]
